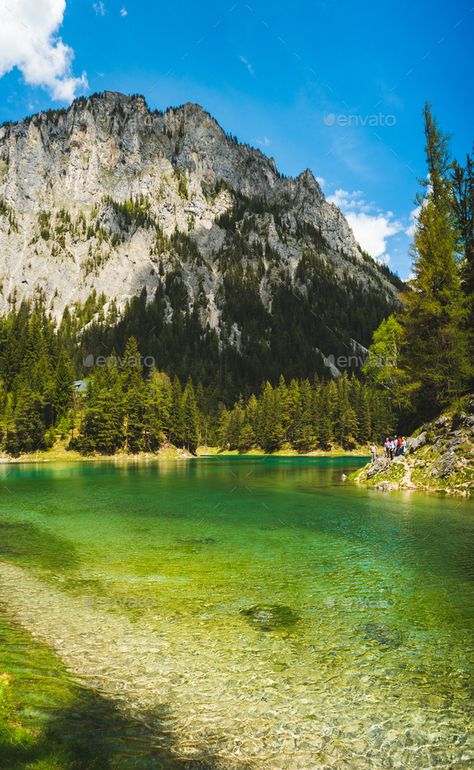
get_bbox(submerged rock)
[175,537,216,546]
[358,622,403,650]
[240,604,299,632]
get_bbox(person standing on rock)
[384,437,390,458]
[370,443,378,462]
[390,437,397,460]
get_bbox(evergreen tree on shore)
[398,105,470,418]
[365,105,472,426]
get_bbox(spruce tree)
[181,379,200,453]
[52,352,74,422]
[169,377,184,446]
[398,105,470,417]
[79,356,124,454]
[452,151,474,373]
[121,337,146,453]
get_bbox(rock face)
[351,396,474,496]
[0,91,399,368]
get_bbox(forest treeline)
[0,308,388,455]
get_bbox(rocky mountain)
[0,91,401,389]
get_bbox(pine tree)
[79,357,124,454]
[398,105,470,418]
[315,384,333,448]
[452,150,474,374]
[286,379,302,447]
[218,407,231,449]
[334,373,358,448]
[227,402,245,449]
[121,337,146,453]
[181,379,200,453]
[293,379,316,451]
[257,382,284,452]
[169,377,184,446]
[352,378,371,444]
[143,370,172,450]
[6,386,45,455]
[237,422,255,452]
[52,351,74,422]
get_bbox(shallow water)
[0,457,473,768]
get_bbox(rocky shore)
[350,396,474,496]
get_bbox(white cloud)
[120,6,128,16]
[239,55,255,76]
[405,204,421,237]
[315,176,325,188]
[92,1,106,16]
[255,135,271,147]
[0,0,87,101]
[328,188,403,260]
[345,212,400,259]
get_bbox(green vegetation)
[0,198,18,232]
[218,374,387,452]
[102,194,154,232]
[364,105,473,431]
[0,296,387,457]
[0,107,471,462]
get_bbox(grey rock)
[430,451,458,479]
[366,457,390,478]
[0,91,398,339]
[446,437,463,450]
[409,432,426,453]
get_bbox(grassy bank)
[0,442,371,464]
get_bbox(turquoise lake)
[0,457,473,769]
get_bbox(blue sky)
[0,0,473,278]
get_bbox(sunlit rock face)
[0,91,397,356]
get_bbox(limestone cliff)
[0,91,400,370]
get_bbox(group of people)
[369,436,408,462]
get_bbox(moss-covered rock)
[351,395,474,496]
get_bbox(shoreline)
[0,444,371,465]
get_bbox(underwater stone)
[240,604,299,632]
[175,537,216,546]
[358,622,403,649]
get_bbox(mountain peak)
[0,96,399,358]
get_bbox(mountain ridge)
[0,91,400,387]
